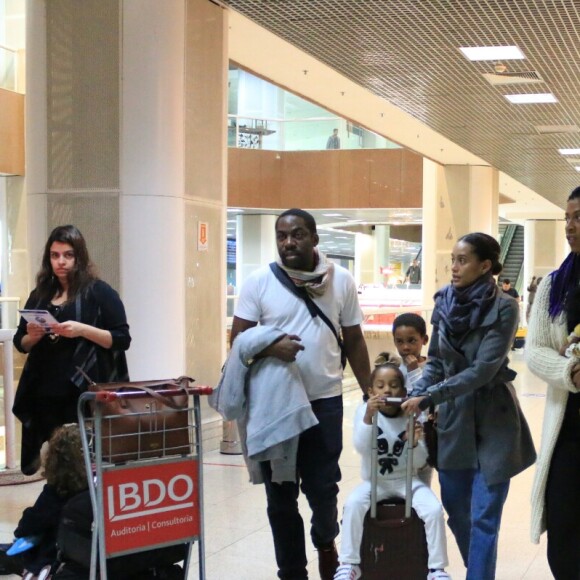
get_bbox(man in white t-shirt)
[231,208,371,580]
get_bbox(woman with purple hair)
[526,185,580,579]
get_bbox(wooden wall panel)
[0,89,25,176]
[229,148,262,207]
[306,151,341,207]
[339,150,371,208]
[227,147,241,204]
[401,149,423,207]
[369,149,402,207]
[227,148,422,209]
[259,150,282,207]
[400,149,423,207]
[280,152,312,207]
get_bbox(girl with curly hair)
[0,424,88,577]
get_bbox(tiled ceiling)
[222,0,580,208]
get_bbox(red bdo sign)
[103,459,199,555]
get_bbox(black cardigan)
[13,279,131,426]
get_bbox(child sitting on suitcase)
[334,362,450,580]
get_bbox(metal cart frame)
[77,380,212,580]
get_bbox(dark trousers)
[545,435,580,580]
[21,396,79,474]
[260,395,343,580]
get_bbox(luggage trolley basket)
[77,376,213,580]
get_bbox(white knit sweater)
[525,274,579,543]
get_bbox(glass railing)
[228,115,401,151]
[0,45,17,92]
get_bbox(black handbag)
[422,405,438,469]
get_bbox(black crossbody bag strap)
[269,262,346,368]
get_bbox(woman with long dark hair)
[526,185,580,579]
[402,232,536,580]
[13,225,131,475]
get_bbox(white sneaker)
[427,570,452,580]
[334,563,361,580]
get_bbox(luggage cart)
[77,377,213,580]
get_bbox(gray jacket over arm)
[210,325,318,484]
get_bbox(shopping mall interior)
[1,1,579,578]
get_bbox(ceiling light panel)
[535,125,579,135]
[459,46,525,61]
[505,93,557,104]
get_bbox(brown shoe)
[317,542,339,580]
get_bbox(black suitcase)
[360,404,429,579]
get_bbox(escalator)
[498,223,524,294]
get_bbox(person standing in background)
[405,259,422,285]
[526,276,542,322]
[326,128,341,150]
[501,278,520,301]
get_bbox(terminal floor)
[0,350,552,579]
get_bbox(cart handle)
[92,385,213,402]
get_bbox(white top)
[400,362,424,393]
[235,264,363,400]
[352,403,428,482]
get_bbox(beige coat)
[525,275,579,543]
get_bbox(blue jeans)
[439,469,509,580]
[260,395,343,580]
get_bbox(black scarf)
[432,273,498,336]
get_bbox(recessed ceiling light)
[505,93,557,104]
[575,166,580,172]
[459,46,525,61]
[559,148,580,155]
[535,124,579,135]
[322,213,344,217]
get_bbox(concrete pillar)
[354,231,374,285]
[422,161,499,308]
[373,225,390,285]
[236,214,277,289]
[524,219,568,284]
[421,159,439,307]
[444,165,499,236]
[25,0,228,451]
